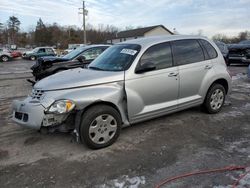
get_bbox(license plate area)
[14,112,29,122]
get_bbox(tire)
[203,84,226,114]
[80,105,121,149]
[30,56,36,61]
[1,55,9,62]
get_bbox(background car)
[239,40,250,45]
[31,44,110,80]
[0,48,13,62]
[228,41,250,66]
[248,65,250,78]
[10,50,22,58]
[215,41,229,65]
[22,47,56,60]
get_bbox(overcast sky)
[0,0,249,37]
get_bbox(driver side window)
[38,48,45,53]
[81,48,103,60]
[139,42,173,70]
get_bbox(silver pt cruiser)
[12,35,232,149]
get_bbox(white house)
[107,25,173,44]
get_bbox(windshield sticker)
[120,49,138,56]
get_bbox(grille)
[31,89,44,100]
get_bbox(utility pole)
[79,1,88,44]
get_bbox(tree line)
[0,16,119,49]
[0,16,249,49]
[212,31,250,44]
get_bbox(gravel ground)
[0,59,250,188]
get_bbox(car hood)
[24,51,33,54]
[39,56,70,63]
[34,68,124,91]
[228,44,250,50]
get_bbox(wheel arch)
[210,78,229,94]
[74,101,124,141]
[202,78,228,103]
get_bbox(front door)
[125,42,179,123]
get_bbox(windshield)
[32,48,39,53]
[63,46,86,60]
[88,44,141,71]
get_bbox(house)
[107,25,173,44]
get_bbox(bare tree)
[7,16,21,44]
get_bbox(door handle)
[168,72,178,77]
[205,65,213,69]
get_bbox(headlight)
[47,100,75,114]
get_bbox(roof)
[116,25,173,38]
[120,35,211,49]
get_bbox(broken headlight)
[46,100,75,114]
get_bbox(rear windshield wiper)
[88,66,105,71]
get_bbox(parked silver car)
[0,48,13,62]
[12,35,232,149]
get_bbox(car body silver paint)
[12,35,232,130]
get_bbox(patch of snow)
[243,103,250,110]
[212,110,244,121]
[213,168,250,188]
[98,175,146,188]
[232,73,247,81]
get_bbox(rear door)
[125,42,179,123]
[171,39,216,109]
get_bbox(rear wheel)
[203,84,226,114]
[1,55,9,62]
[80,105,121,149]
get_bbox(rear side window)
[199,39,218,59]
[38,48,45,53]
[139,42,173,70]
[172,39,204,65]
[46,48,54,53]
[82,48,103,60]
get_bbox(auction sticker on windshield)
[120,49,138,56]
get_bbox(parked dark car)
[22,47,56,60]
[31,45,110,80]
[228,41,250,66]
[248,65,250,78]
[215,41,229,65]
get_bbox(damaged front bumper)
[12,99,45,129]
[11,97,71,130]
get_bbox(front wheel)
[203,84,226,114]
[80,105,122,149]
[1,55,9,62]
[30,56,36,61]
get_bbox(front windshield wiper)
[88,66,105,71]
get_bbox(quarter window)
[46,48,54,53]
[172,39,204,65]
[139,42,173,70]
[199,39,218,59]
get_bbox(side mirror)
[135,61,156,74]
[77,55,86,63]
